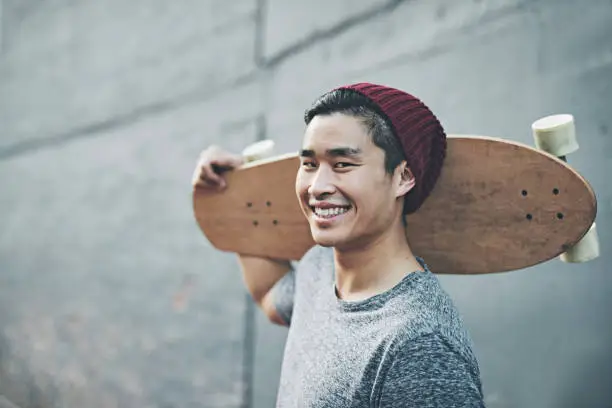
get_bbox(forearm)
[237,254,292,305]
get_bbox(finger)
[200,163,224,185]
[211,163,233,174]
[192,162,214,186]
[194,177,222,189]
[211,155,244,170]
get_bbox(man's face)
[295,113,412,250]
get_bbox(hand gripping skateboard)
[193,117,598,275]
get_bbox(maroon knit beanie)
[335,82,447,214]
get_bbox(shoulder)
[385,270,480,368]
[294,245,333,276]
[407,271,470,329]
[301,244,332,264]
[392,331,479,375]
[385,270,461,332]
[375,331,484,407]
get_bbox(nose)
[307,166,336,198]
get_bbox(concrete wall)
[1,0,610,407]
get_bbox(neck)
[333,220,424,301]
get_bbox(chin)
[310,227,351,249]
[311,235,338,248]
[305,206,361,248]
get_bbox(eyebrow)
[299,147,363,158]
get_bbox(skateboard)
[193,114,599,275]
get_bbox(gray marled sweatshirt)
[270,245,484,407]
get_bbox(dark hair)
[304,88,406,175]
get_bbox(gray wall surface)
[1,0,610,407]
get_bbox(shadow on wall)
[0,329,173,408]
[553,350,612,407]
[0,333,59,408]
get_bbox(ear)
[395,162,416,197]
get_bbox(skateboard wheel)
[560,222,600,263]
[531,114,579,157]
[242,139,275,163]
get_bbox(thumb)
[228,155,244,168]
[211,154,244,170]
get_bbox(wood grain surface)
[193,135,596,274]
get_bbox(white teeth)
[313,207,349,218]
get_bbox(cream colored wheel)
[531,114,579,158]
[242,139,275,163]
[560,223,600,263]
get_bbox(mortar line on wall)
[254,0,267,67]
[0,0,405,161]
[0,395,22,408]
[0,0,4,54]
[0,0,7,56]
[358,0,535,75]
[240,114,268,408]
[241,291,256,408]
[262,0,408,68]
[0,72,257,160]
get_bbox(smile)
[310,206,351,219]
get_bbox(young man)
[194,83,485,407]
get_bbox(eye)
[335,162,354,169]
[301,161,316,169]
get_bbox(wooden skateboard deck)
[193,135,596,274]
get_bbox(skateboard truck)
[531,114,600,263]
